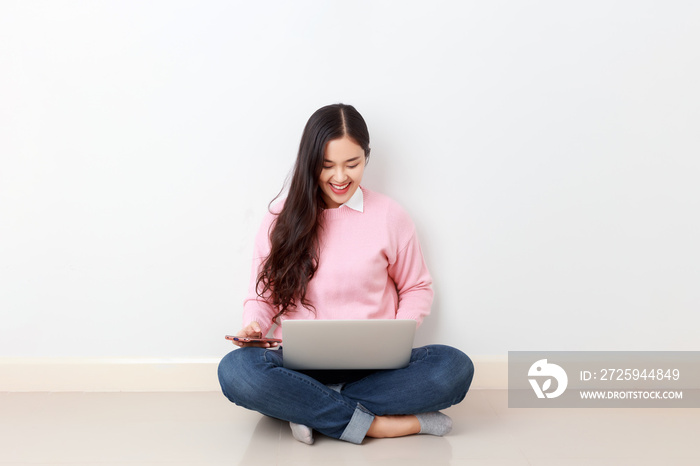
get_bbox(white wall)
[1,1,698,359]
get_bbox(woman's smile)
[330,182,351,194]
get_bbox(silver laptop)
[281,319,416,370]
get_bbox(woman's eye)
[323,166,333,170]
[348,164,359,169]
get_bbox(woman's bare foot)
[366,412,453,438]
[366,415,421,438]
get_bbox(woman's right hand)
[231,321,278,348]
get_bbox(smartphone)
[225,335,282,343]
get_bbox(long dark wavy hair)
[256,104,371,325]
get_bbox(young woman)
[218,103,474,445]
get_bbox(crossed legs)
[218,344,473,444]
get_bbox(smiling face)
[318,136,366,209]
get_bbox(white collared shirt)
[341,186,364,212]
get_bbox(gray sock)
[415,412,453,436]
[289,422,314,445]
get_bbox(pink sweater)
[242,187,433,338]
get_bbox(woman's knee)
[217,347,265,404]
[427,345,475,401]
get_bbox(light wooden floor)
[1,390,698,465]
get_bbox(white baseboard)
[470,354,508,389]
[0,355,507,392]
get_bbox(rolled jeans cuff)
[339,403,374,444]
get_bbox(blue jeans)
[217,344,474,444]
